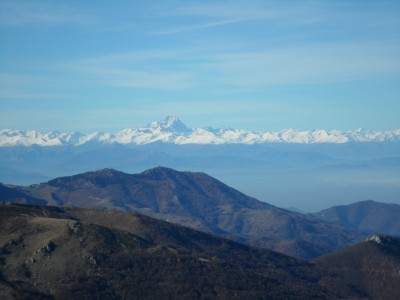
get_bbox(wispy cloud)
[147,0,400,38]
[51,39,400,92]
[150,1,299,35]
[0,73,56,100]
[207,43,400,87]
[0,0,91,27]
[58,50,196,90]
[151,19,244,35]
[2,38,399,97]
[162,1,292,20]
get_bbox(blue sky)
[0,0,399,132]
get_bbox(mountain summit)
[146,116,190,133]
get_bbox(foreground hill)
[314,234,400,300]
[0,204,335,299]
[2,204,399,299]
[313,200,400,235]
[1,167,362,259]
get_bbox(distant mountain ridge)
[2,116,399,146]
[1,167,363,260]
[313,200,400,235]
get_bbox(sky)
[0,0,400,133]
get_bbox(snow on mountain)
[0,129,84,147]
[76,132,113,145]
[1,116,399,147]
[146,115,190,134]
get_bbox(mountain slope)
[0,204,335,299]
[314,234,400,300]
[313,200,400,235]
[0,184,47,206]
[2,205,399,299]
[1,116,399,146]
[5,167,362,259]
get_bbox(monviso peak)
[146,116,191,133]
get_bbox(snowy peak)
[1,117,399,147]
[0,129,84,147]
[146,116,190,133]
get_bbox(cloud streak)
[2,38,399,97]
[53,40,400,91]
[0,0,92,27]
[150,1,304,35]
[151,19,245,35]
[208,43,400,87]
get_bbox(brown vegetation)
[0,204,335,299]
[314,234,400,300]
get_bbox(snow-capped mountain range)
[1,116,399,147]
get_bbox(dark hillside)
[0,204,335,299]
[314,234,400,300]
[4,167,362,259]
[0,184,47,206]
